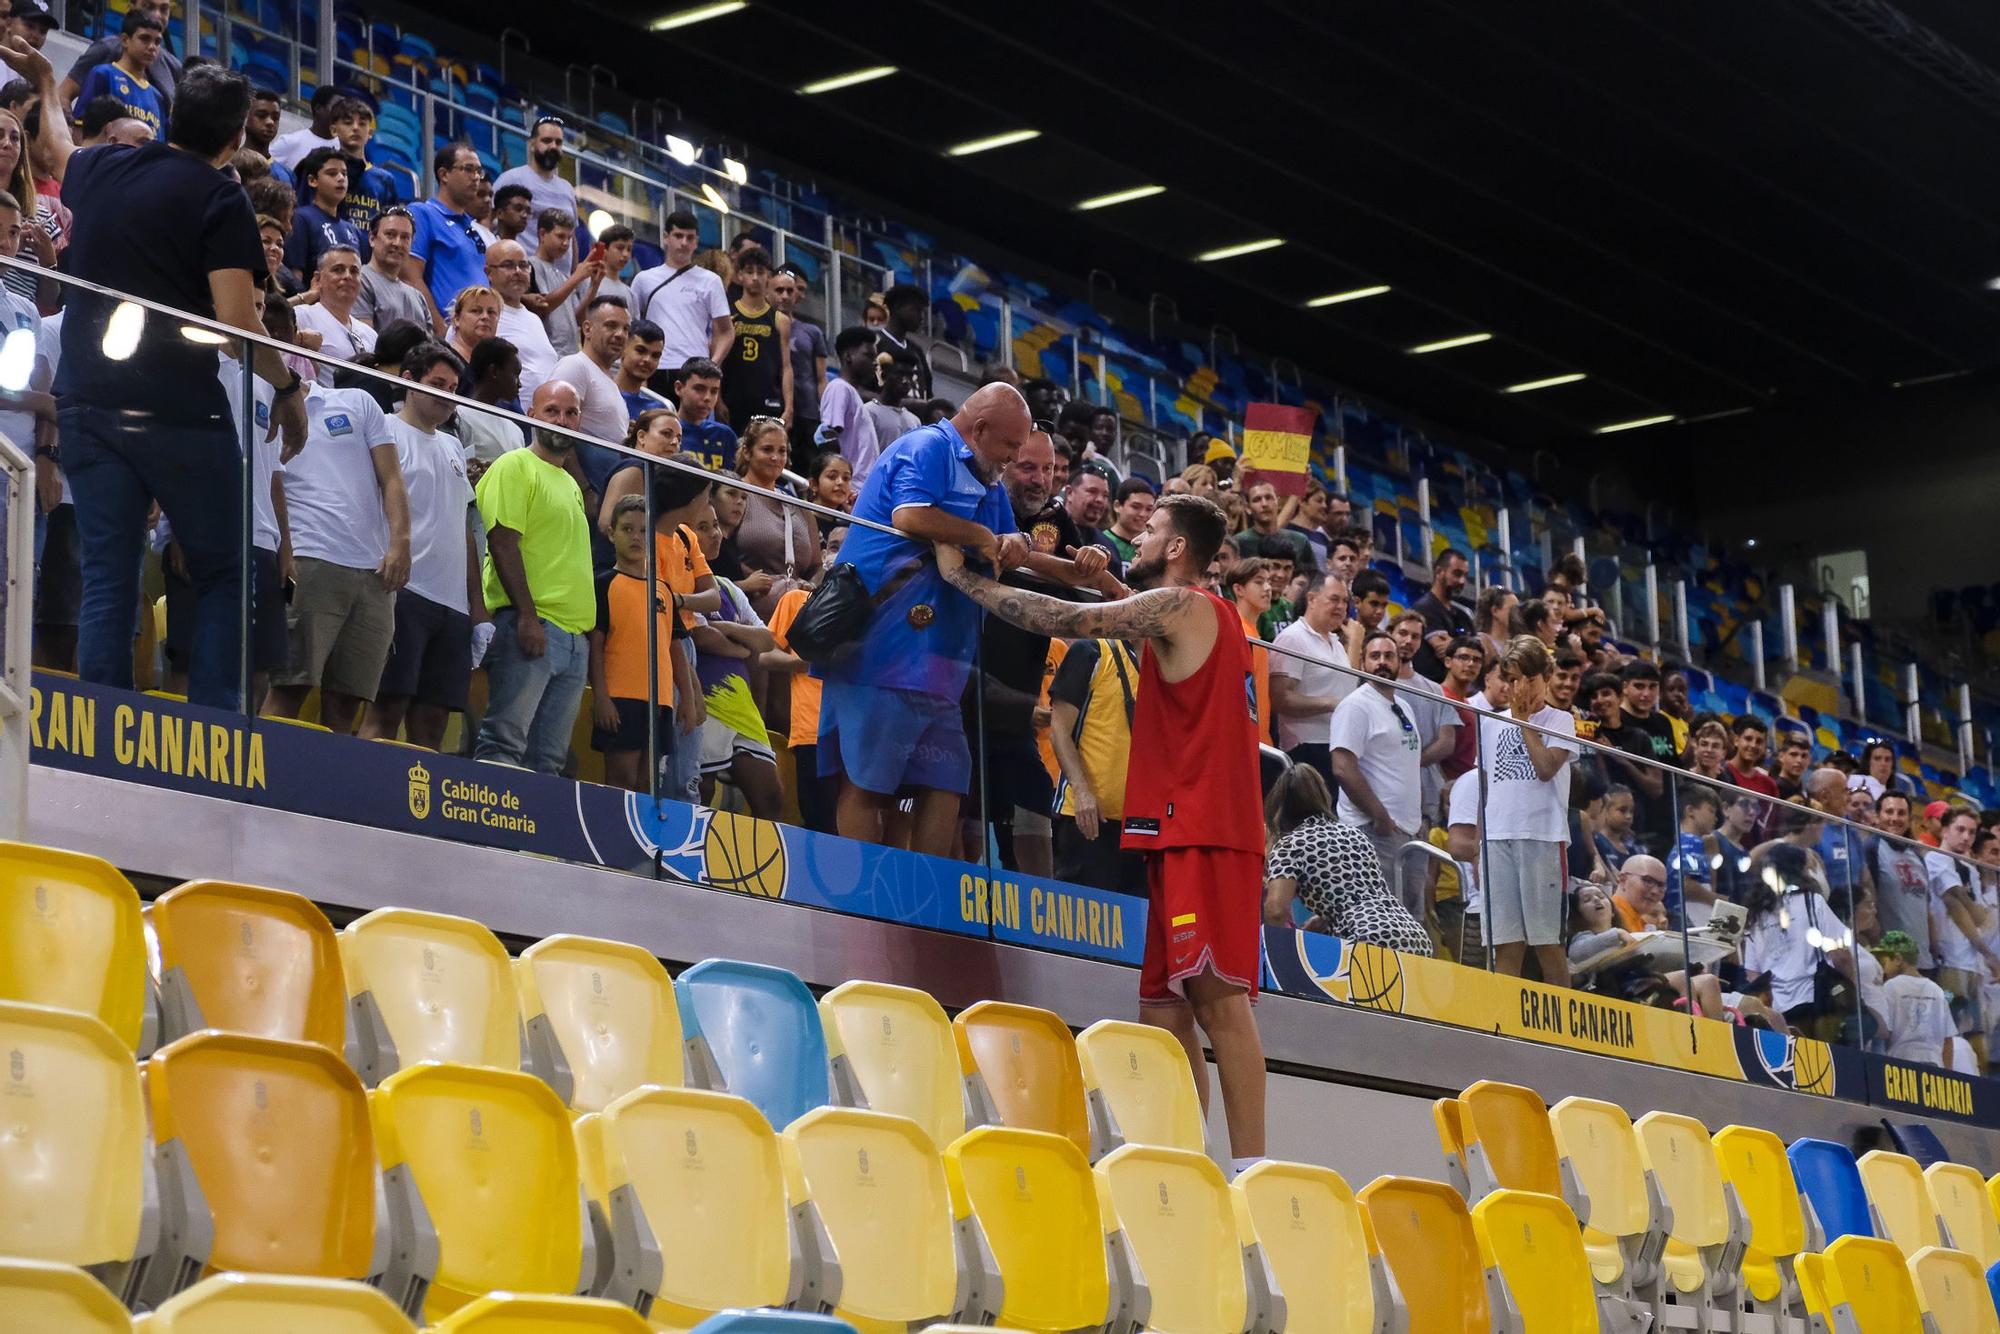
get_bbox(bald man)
[471,377,598,772]
[814,384,1100,854]
[1808,765,1875,918]
[485,237,559,391]
[1611,854,1670,931]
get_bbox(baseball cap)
[1868,930,1920,960]
[1925,800,1951,821]
[1204,439,1235,464]
[11,0,55,26]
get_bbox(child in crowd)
[588,494,696,793]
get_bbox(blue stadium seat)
[1789,1137,1875,1247]
[675,958,829,1130]
[1882,1120,1951,1168]
[689,1314,859,1334]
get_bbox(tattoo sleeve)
[943,565,1189,640]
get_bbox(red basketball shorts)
[1138,845,1264,1006]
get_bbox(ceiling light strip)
[1196,238,1285,262]
[1503,373,1587,393]
[946,129,1041,156]
[798,66,897,95]
[1076,184,1166,211]
[649,1,746,31]
[1593,414,1676,435]
[1407,333,1492,354]
[1305,286,1390,307]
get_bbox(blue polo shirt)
[407,197,487,313]
[1666,830,1709,926]
[814,420,1015,699]
[679,417,737,474]
[1817,823,1871,904]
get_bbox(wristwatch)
[34,445,56,459]
[274,370,304,399]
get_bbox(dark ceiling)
[438,0,2000,474]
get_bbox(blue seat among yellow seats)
[687,1314,860,1334]
[676,958,829,1130]
[1789,1137,1876,1247]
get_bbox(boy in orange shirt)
[589,495,700,792]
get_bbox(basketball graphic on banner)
[703,811,789,898]
[1792,1038,1835,1096]
[1347,943,1406,1013]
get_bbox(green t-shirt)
[475,446,595,634]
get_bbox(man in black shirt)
[1601,659,1682,853]
[60,63,306,708]
[872,282,932,400]
[1410,547,1473,681]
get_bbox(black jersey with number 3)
[721,296,783,427]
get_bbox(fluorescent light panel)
[946,129,1041,156]
[798,65,897,95]
[1503,372,1587,393]
[664,134,696,165]
[1305,285,1390,307]
[1076,184,1166,211]
[1407,332,1492,354]
[1196,237,1285,262]
[699,182,731,215]
[650,1,746,31]
[722,157,748,185]
[1594,414,1676,435]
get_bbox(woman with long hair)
[1178,462,1219,500]
[730,417,818,619]
[597,408,683,535]
[1476,585,1517,660]
[804,449,853,533]
[1261,764,1433,954]
[1740,841,1853,1034]
[0,108,57,300]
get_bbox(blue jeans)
[62,405,244,709]
[474,608,587,774]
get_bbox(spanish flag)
[1239,402,1315,495]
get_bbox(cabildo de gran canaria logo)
[408,761,431,820]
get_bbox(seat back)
[1432,1097,1471,1197]
[1858,1150,1942,1257]
[1470,1189,1599,1333]
[782,1106,958,1328]
[148,1030,375,1283]
[151,880,345,1049]
[1909,1246,2000,1334]
[1927,1162,2000,1268]
[428,1292,651,1331]
[516,934,682,1112]
[1358,1175,1490,1332]
[1713,1124,1808,1304]
[0,1258,133,1332]
[599,1085,792,1327]
[145,1271,414,1331]
[674,958,828,1129]
[1821,1234,1926,1330]
[1795,1251,1833,1325]
[953,1000,1089,1156]
[0,842,147,1050]
[1459,1079,1563,1197]
[1096,1143,1248,1334]
[1636,1110,1731,1250]
[1074,1019,1203,1156]
[1789,1137,1876,1243]
[0,1000,147,1266]
[943,1125,1110,1333]
[1235,1161,1382,1334]
[1549,1096,1652,1284]
[340,908,520,1078]
[371,1061,584,1318]
[686,1315,861,1334]
[817,979,961,1150]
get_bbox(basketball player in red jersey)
[934,493,1267,1171]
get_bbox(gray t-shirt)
[789,316,829,420]
[492,166,577,252]
[1399,672,1457,824]
[1873,838,1937,969]
[356,266,432,333]
[863,400,919,452]
[530,255,580,356]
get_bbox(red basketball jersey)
[1120,589,1264,854]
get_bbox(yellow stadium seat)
[1909,1246,1999,1334]
[1470,1188,1600,1334]
[0,1257,132,1332]
[1795,1250,1833,1328]
[952,1000,1089,1157]
[1816,1234,1928,1332]
[1357,1176,1490,1332]
[782,1106,963,1332]
[1550,1096,1669,1309]
[0,1000,154,1303]
[1457,1079,1575,1202]
[339,907,522,1084]
[141,1271,414,1331]
[1095,1143,1249,1334]
[1235,1160,1402,1334]
[429,1292,652,1331]
[1858,1150,1944,1258]
[0,840,149,1051]
[1927,1162,2000,1269]
[370,1061,592,1321]
[942,1126,1114,1333]
[1634,1110,1749,1320]
[516,934,683,1112]
[1075,1019,1204,1158]
[583,1085,795,1328]
[818,979,963,1150]
[1432,1096,1472,1199]
[151,880,346,1050]
[1712,1124,1808,1315]
[142,1030,381,1308]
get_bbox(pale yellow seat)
[1074,1019,1203,1158]
[952,1000,1090,1157]
[1458,1078,1570,1201]
[1815,1234,1928,1331]
[1795,1251,1833,1327]
[1712,1124,1808,1313]
[782,1106,962,1333]
[516,934,683,1112]
[142,1271,414,1331]
[0,840,148,1051]
[1470,1188,1600,1333]
[339,907,521,1085]
[1859,1149,1945,1259]
[370,1061,590,1321]
[1432,1096,1472,1198]
[1634,1110,1748,1315]
[428,1292,653,1331]
[1909,1245,2000,1334]
[943,1125,1114,1334]
[819,979,962,1150]
[151,879,346,1049]
[1357,1175,1491,1332]
[1927,1162,2000,1268]
[1550,1096,1668,1301]
[0,1000,153,1303]
[0,1257,132,1331]
[1095,1143,1248,1334]
[582,1085,794,1330]
[1235,1160,1398,1334]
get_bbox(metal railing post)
[1904,664,1922,745]
[1537,529,1552,577]
[1496,509,1514,591]
[1748,620,1767,691]
[999,299,1013,369]
[1779,584,1800,676]
[1416,476,1434,575]
[1333,443,1347,495]
[1643,564,1661,654]
[1673,579,1691,664]
[287,0,301,102]
[316,0,335,89]
[419,94,437,201]
[1957,684,1975,775]
[1821,600,1840,682]
[1848,643,1866,723]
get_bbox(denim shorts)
[818,679,970,796]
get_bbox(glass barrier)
[18,255,2000,1086]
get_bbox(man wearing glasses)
[1328,630,1425,916]
[494,115,578,261]
[405,141,487,314]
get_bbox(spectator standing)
[548,296,630,504]
[525,208,600,356]
[265,84,337,170]
[615,318,670,419]
[1770,730,1813,806]
[1872,792,1935,969]
[1858,739,1917,801]
[1269,571,1353,785]
[65,3,173,128]
[1872,932,1957,1067]
[489,183,532,246]
[1436,633,1485,783]
[1226,559,1273,746]
[1592,661,1679,851]
[1810,766,1874,919]
[453,337,526,468]
[1593,784,1643,871]
[871,282,933,400]
[1103,477,1154,564]
[1410,548,1473,681]
[484,237,557,391]
[1726,715,1781,800]
[473,381,597,772]
[814,326,879,480]
[1047,633,1145,894]
[1234,479,1313,570]
[594,408,680,529]
[1706,788,1759,904]
[356,207,434,332]
[1686,718,1730,781]
[293,246,376,384]
[1280,483,1331,570]
[718,245,790,431]
[671,356,737,474]
[1341,570,1391,663]
[630,208,732,369]
[444,284,501,387]
[730,418,814,619]
[765,529,841,831]
[864,347,921,455]
[406,142,488,316]
[1387,609,1460,826]
[1328,631,1425,915]
[1667,785,1722,927]
[773,262,826,455]
[285,147,364,282]
[1741,842,1853,1033]
[589,224,636,313]
[9,0,55,52]
[328,97,397,247]
[1262,765,1433,953]
[1475,585,1516,661]
[587,493,695,793]
[1927,808,1995,1049]
[492,116,578,247]
[1477,636,1579,982]
[1063,467,1112,552]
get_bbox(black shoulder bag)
[787,553,933,664]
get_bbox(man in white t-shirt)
[1269,572,1352,786]
[484,238,558,392]
[548,295,631,518]
[1328,630,1424,917]
[294,246,378,385]
[1388,609,1459,827]
[1872,931,1956,1067]
[1477,635,1580,984]
[1442,768,1485,964]
[264,384,411,734]
[1926,808,1994,1054]
[359,344,479,751]
[629,208,733,370]
[220,324,285,701]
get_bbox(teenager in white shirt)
[1477,635,1580,984]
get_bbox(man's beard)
[535,427,574,454]
[534,147,561,171]
[1126,554,1166,589]
[1373,663,1399,681]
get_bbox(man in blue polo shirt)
[405,140,486,315]
[814,382,1033,856]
